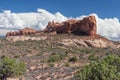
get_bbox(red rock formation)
[45,16,97,36]
[19,28,37,35]
[6,28,37,37]
[6,16,97,37]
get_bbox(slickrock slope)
[58,38,120,49]
[5,33,120,49]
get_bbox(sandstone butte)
[45,15,97,36]
[6,16,97,37]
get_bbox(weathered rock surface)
[7,78,20,80]
[6,36,48,42]
[5,34,120,49]
[7,77,25,80]
[45,16,97,36]
[58,38,120,48]
[6,28,37,37]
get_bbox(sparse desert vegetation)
[75,55,120,80]
[0,34,120,80]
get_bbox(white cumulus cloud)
[0,9,120,41]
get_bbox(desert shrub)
[0,57,26,80]
[47,52,68,62]
[81,48,95,54]
[47,54,60,62]
[48,54,60,62]
[65,62,70,67]
[59,51,68,60]
[88,54,98,61]
[69,56,78,62]
[75,55,120,80]
[48,63,54,67]
[13,41,23,47]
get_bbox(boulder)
[45,16,97,36]
[84,39,109,48]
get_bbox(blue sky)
[0,0,120,19]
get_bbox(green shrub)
[47,52,68,62]
[65,62,70,67]
[0,57,26,80]
[75,55,120,80]
[13,41,23,47]
[48,63,54,67]
[88,54,98,61]
[69,56,78,62]
[59,51,68,60]
[81,48,95,54]
[47,54,60,62]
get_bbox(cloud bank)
[0,9,120,41]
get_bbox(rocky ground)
[0,34,120,80]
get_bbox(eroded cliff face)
[45,16,97,36]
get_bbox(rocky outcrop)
[6,16,97,37]
[6,28,37,37]
[6,36,48,42]
[58,38,120,48]
[19,28,37,35]
[45,16,97,36]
